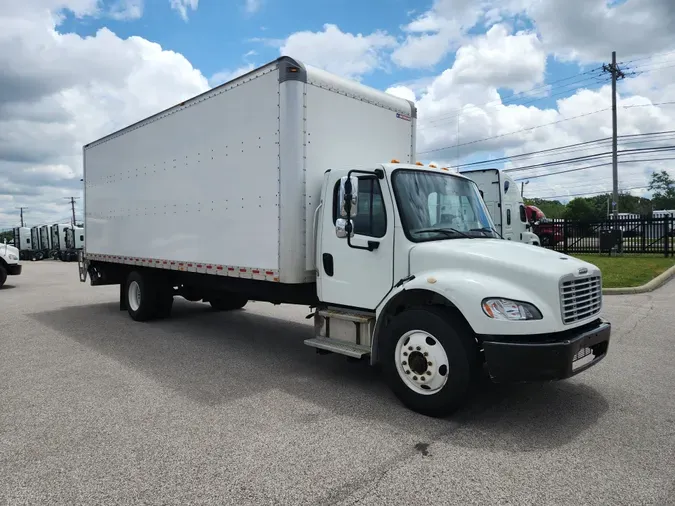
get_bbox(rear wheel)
[125,271,160,321]
[208,293,248,311]
[0,266,7,288]
[380,307,479,417]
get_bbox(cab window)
[333,176,387,238]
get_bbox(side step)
[303,337,370,358]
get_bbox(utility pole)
[521,180,529,198]
[64,197,79,227]
[15,207,27,227]
[603,51,626,220]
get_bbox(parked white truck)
[462,168,540,245]
[62,225,84,262]
[78,57,611,416]
[12,227,32,260]
[1,240,22,288]
[50,223,70,259]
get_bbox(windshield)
[392,169,497,241]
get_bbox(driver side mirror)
[338,176,359,218]
[335,218,354,238]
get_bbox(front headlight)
[8,254,18,261]
[482,298,542,321]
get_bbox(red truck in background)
[525,205,564,247]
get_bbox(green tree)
[524,198,566,218]
[0,230,13,244]
[564,198,596,221]
[648,170,675,210]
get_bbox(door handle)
[322,253,334,276]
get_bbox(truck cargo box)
[84,56,416,285]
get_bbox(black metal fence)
[539,217,675,256]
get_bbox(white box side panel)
[302,83,415,274]
[84,68,281,271]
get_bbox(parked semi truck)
[78,56,611,416]
[12,227,33,260]
[462,168,540,245]
[50,223,70,259]
[61,225,84,262]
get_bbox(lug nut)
[405,370,410,375]
[413,376,418,380]
[403,352,408,356]
[408,346,413,351]
[420,376,425,382]
[424,352,428,356]
[428,362,432,366]
[416,346,421,351]
[402,361,407,366]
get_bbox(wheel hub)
[395,330,450,395]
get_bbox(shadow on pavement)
[30,299,608,448]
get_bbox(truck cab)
[461,168,540,245]
[311,162,610,415]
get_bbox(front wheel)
[380,308,479,417]
[0,266,7,288]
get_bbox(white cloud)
[392,0,489,69]
[209,64,255,87]
[502,0,675,64]
[0,2,209,227]
[279,24,397,80]
[169,0,198,21]
[450,24,545,93]
[385,86,416,103]
[109,0,143,20]
[244,0,262,14]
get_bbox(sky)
[1,0,675,228]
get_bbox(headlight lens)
[482,298,542,321]
[8,254,18,261]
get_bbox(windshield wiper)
[470,227,502,238]
[414,227,473,239]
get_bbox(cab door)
[317,170,395,310]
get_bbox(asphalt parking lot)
[1,262,674,505]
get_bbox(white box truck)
[462,168,540,245]
[78,56,611,417]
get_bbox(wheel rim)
[128,281,141,312]
[395,330,449,396]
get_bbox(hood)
[2,243,19,258]
[409,238,600,285]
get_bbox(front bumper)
[7,263,22,276]
[480,318,611,383]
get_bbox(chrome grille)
[560,275,602,324]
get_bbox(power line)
[454,130,675,170]
[513,156,675,181]
[503,145,675,174]
[419,108,611,155]
[536,186,650,200]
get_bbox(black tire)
[379,307,479,418]
[125,271,160,322]
[208,293,248,311]
[0,266,7,288]
[540,235,552,247]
